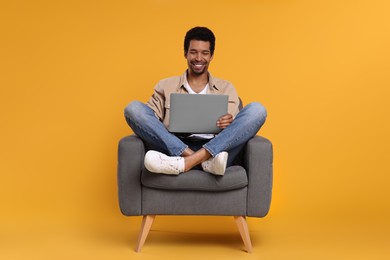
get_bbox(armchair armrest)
[117,135,145,216]
[243,136,273,217]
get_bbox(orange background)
[1,0,389,259]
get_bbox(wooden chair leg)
[135,215,155,252]
[234,216,253,253]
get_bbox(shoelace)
[158,154,181,172]
[202,160,212,170]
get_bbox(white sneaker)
[144,150,185,175]
[201,152,228,176]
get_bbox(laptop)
[168,93,229,134]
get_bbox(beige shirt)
[147,71,240,129]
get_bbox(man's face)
[185,40,213,76]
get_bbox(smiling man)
[124,27,267,175]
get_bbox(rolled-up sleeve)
[146,82,165,121]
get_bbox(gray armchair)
[117,134,273,252]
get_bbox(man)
[125,27,267,175]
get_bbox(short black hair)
[184,27,216,56]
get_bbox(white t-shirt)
[184,80,215,139]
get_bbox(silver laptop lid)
[168,93,228,134]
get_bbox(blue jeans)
[124,101,267,167]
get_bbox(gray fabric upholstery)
[117,135,144,216]
[244,136,273,217]
[142,186,247,215]
[142,166,247,191]
[117,135,273,218]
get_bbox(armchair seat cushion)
[141,165,248,192]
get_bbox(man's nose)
[195,53,202,61]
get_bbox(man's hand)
[217,113,233,129]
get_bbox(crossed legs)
[124,101,266,175]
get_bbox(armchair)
[117,134,273,252]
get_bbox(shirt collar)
[178,70,219,91]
